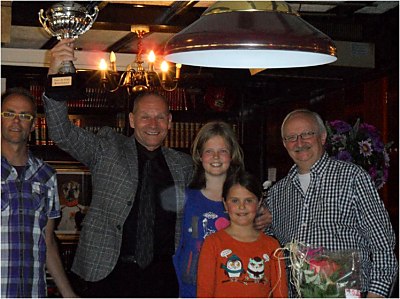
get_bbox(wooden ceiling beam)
[92,22,182,33]
[106,1,201,53]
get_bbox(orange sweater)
[197,230,288,298]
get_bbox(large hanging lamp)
[164,1,337,69]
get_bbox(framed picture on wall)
[50,162,92,235]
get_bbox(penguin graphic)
[247,256,265,282]
[221,254,245,281]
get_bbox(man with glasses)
[1,87,77,297]
[265,109,397,298]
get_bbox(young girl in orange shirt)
[197,171,288,298]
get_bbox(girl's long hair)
[189,121,244,189]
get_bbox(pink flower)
[306,247,323,258]
[309,258,339,277]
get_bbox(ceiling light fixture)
[100,26,182,94]
[164,1,337,69]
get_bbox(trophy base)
[45,73,85,101]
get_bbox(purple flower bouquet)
[325,119,393,189]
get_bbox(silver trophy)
[39,1,99,74]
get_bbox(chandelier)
[100,26,182,94]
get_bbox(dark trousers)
[83,256,179,298]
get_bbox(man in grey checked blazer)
[44,39,194,297]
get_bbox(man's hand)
[48,38,76,75]
[254,205,272,231]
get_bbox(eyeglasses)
[1,111,34,121]
[283,131,317,142]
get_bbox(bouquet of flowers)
[287,241,361,298]
[325,119,392,189]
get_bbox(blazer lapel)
[124,137,139,184]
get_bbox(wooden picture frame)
[50,162,92,236]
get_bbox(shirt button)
[116,225,122,230]
[126,201,132,206]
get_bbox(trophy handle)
[82,6,99,34]
[38,9,56,37]
[88,6,99,23]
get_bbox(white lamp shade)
[164,1,337,69]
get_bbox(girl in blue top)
[173,121,245,298]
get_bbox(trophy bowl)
[39,1,99,74]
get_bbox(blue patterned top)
[173,188,230,298]
[1,153,60,297]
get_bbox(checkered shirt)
[265,152,398,297]
[1,153,60,297]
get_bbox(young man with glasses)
[265,109,397,298]
[1,87,77,297]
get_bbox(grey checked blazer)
[43,95,193,281]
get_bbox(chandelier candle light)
[100,26,182,94]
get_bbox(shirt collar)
[1,151,39,180]
[135,138,162,161]
[288,152,330,180]
[1,151,38,167]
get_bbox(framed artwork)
[50,162,92,235]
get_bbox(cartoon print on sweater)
[247,256,265,282]
[220,249,270,285]
[220,252,245,281]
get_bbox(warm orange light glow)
[99,59,108,70]
[161,61,169,81]
[148,50,156,71]
[161,61,169,72]
[148,50,156,63]
[175,63,182,79]
[99,28,182,92]
[99,59,108,80]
